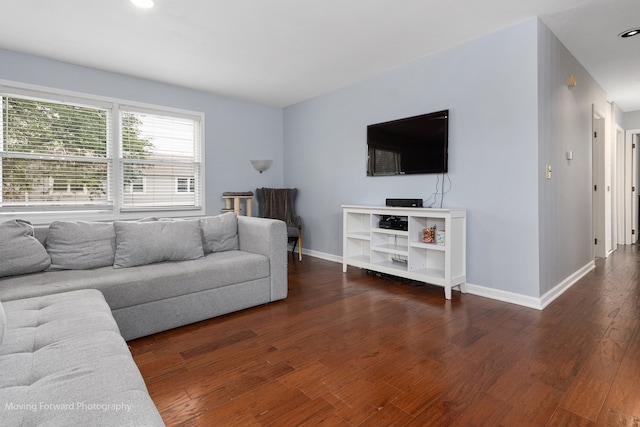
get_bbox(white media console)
[342,205,466,299]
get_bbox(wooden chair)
[256,188,303,261]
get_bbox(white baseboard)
[305,251,595,311]
[299,249,342,264]
[538,260,595,309]
[464,260,595,310]
[464,283,543,309]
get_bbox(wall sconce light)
[567,74,577,88]
[250,160,272,173]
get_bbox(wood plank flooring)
[129,245,640,426]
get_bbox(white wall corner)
[463,260,595,310]
[538,260,595,309]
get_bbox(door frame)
[592,112,606,258]
[615,125,625,246]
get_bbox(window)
[121,109,201,209]
[1,95,110,207]
[176,177,195,193]
[0,83,204,219]
[124,176,146,194]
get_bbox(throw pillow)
[46,221,116,269]
[113,219,204,268]
[0,219,51,277]
[200,212,239,253]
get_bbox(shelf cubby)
[342,205,466,299]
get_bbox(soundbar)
[386,198,423,208]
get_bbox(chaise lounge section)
[0,289,165,426]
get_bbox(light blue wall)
[536,21,608,296]
[1,18,609,301]
[0,48,284,215]
[613,104,625,130]
[625,110,640,129]
[284,19,542,297]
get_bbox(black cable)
[425,172,451,208]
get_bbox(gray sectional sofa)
[0,213,287,340]
[0,213,288,426]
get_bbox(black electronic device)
[386,198,423,208]
[378,216,408,231]
[367,110,449,176]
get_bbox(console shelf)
[342,205,466,299]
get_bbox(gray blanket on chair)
[261,188,293,225]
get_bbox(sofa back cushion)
[113,219,204,268]
[0,219,51,278]
[46,221,116,269]
[200,212,239,253]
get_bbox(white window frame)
[0,80,205,224]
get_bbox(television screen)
[367,110,448,176]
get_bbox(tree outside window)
[1,86,203,216]
[1,96,149,206]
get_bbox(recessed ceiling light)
[130,0,154,8]
[619,28,640,38]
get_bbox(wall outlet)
[546,164,552,180]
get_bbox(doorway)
[624,129,639,245]
[592,114,608,258]
[615,127,639,246]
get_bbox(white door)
[593,116,606,258]
[623,130,639,245]
[632,132,638,244]
[616,127,625,246]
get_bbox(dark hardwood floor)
[129,245,640,426]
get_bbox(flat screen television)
[367,110,448,176]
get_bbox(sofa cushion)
[114,219,204,268]
[0,289,163,426]
[200,212,239,253]
[46,220,116,269]
[0,251,270,310]
[0,220,51,278]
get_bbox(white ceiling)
[541,0,640,112]
[0,0,638,110]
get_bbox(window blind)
[0,84,205,217]
[120,110,201,209]
[1,95,111,208]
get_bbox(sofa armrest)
[237,216,287,301]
